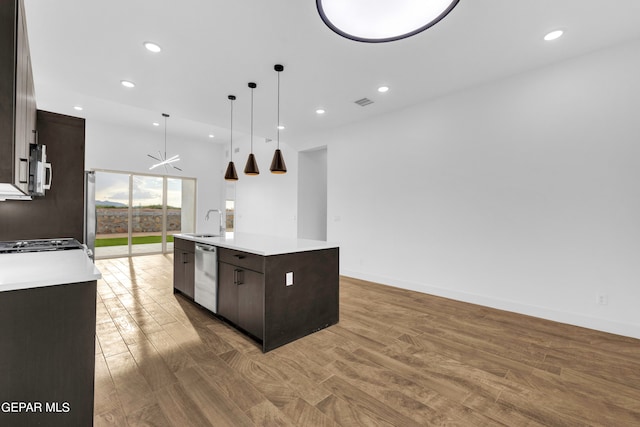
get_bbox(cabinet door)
[173,249,194,298]
[217,261,238,324]
[173,248,185,293]
[0,281,96,427]
[26,53,36,144]
[13,0,29,191]
[183,250,195,298]
[237,269,264,340]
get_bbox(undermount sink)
[182,233,218,238]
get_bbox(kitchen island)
[0,249,101,427]
[173,232,339,352]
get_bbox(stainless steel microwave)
[28,143,52,197]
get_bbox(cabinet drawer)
[174,237,195,252]
[218,247,264,273]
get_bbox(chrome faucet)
[205,209,225,235]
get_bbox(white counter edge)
[174,232,339,256]
[0,250,102,293]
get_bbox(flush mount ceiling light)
[316,109,326,115]
[143,41,162,53]
[224,95,239,181]
[121,80,136,88]
[244,82,260,175]
[378,86,389,93]
[270,64,287,174]
[316,0,460,43]
[544,30,564,41]
[148,113,182,172]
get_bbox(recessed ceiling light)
[152,122,159,126]
[277,125,285,130]
[544,30,564,41]
[121,80,136,88]
[378,86,389,93]
[316,109,326,114]
[209,134,215,138]
[73,105,83,111]
[143,41,162,53]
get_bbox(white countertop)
[0,249,102,293]
[174,232,339,256]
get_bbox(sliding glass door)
[94,170,195,259]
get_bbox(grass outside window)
[95,235,174,247]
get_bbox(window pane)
[93,171,196,259]
[225,199,235,233]
[167,177,183,252]
[131,175,164,255]
[94,171,130,258]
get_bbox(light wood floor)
[94,254,640,426]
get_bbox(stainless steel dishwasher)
[194,243,217,313]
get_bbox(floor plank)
[93,255,640,426]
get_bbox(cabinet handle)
[44,162,52,190]
[234,254,246,260]
[234,269,244,285]
[183,252,188,263]
[19,158,28,184]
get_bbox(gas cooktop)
[0,238,84,254]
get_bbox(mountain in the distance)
[96,200,127,207]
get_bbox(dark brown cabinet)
[173,237,339,352]
[218,246,339,352]
[0,0,37,194]
[218,248,265,340]
[217,261,238,323]
[0,281,97,427]
[0,112,86,241]
[173,237,195,299]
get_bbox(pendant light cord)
[276,70,280,149]
[230,98,234,161]
[164,114,167,158]
[250,86,254,153]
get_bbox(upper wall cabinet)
[0,0,37,199]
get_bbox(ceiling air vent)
[354,97,374,107]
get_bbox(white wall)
[228,135,298,238]
[84,119,225,233]
[301,39,640,338]
[298,147,327,240]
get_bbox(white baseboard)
[341,269,640,340]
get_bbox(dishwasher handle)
[195,244,216,252]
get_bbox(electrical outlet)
[597,294,608,305]
[286,272,294,286]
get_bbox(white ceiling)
[23,0,640,149]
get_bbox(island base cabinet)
[217,261,239,324]
[217,246,339,352]
[0,281,97,427]
[173,237,195,299]
[218,260,264,340]
[263,248,339,352]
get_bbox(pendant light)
[244,82,260,175]
[270,64,287,174]
[148,113,182,172]
[224,95,239,181]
